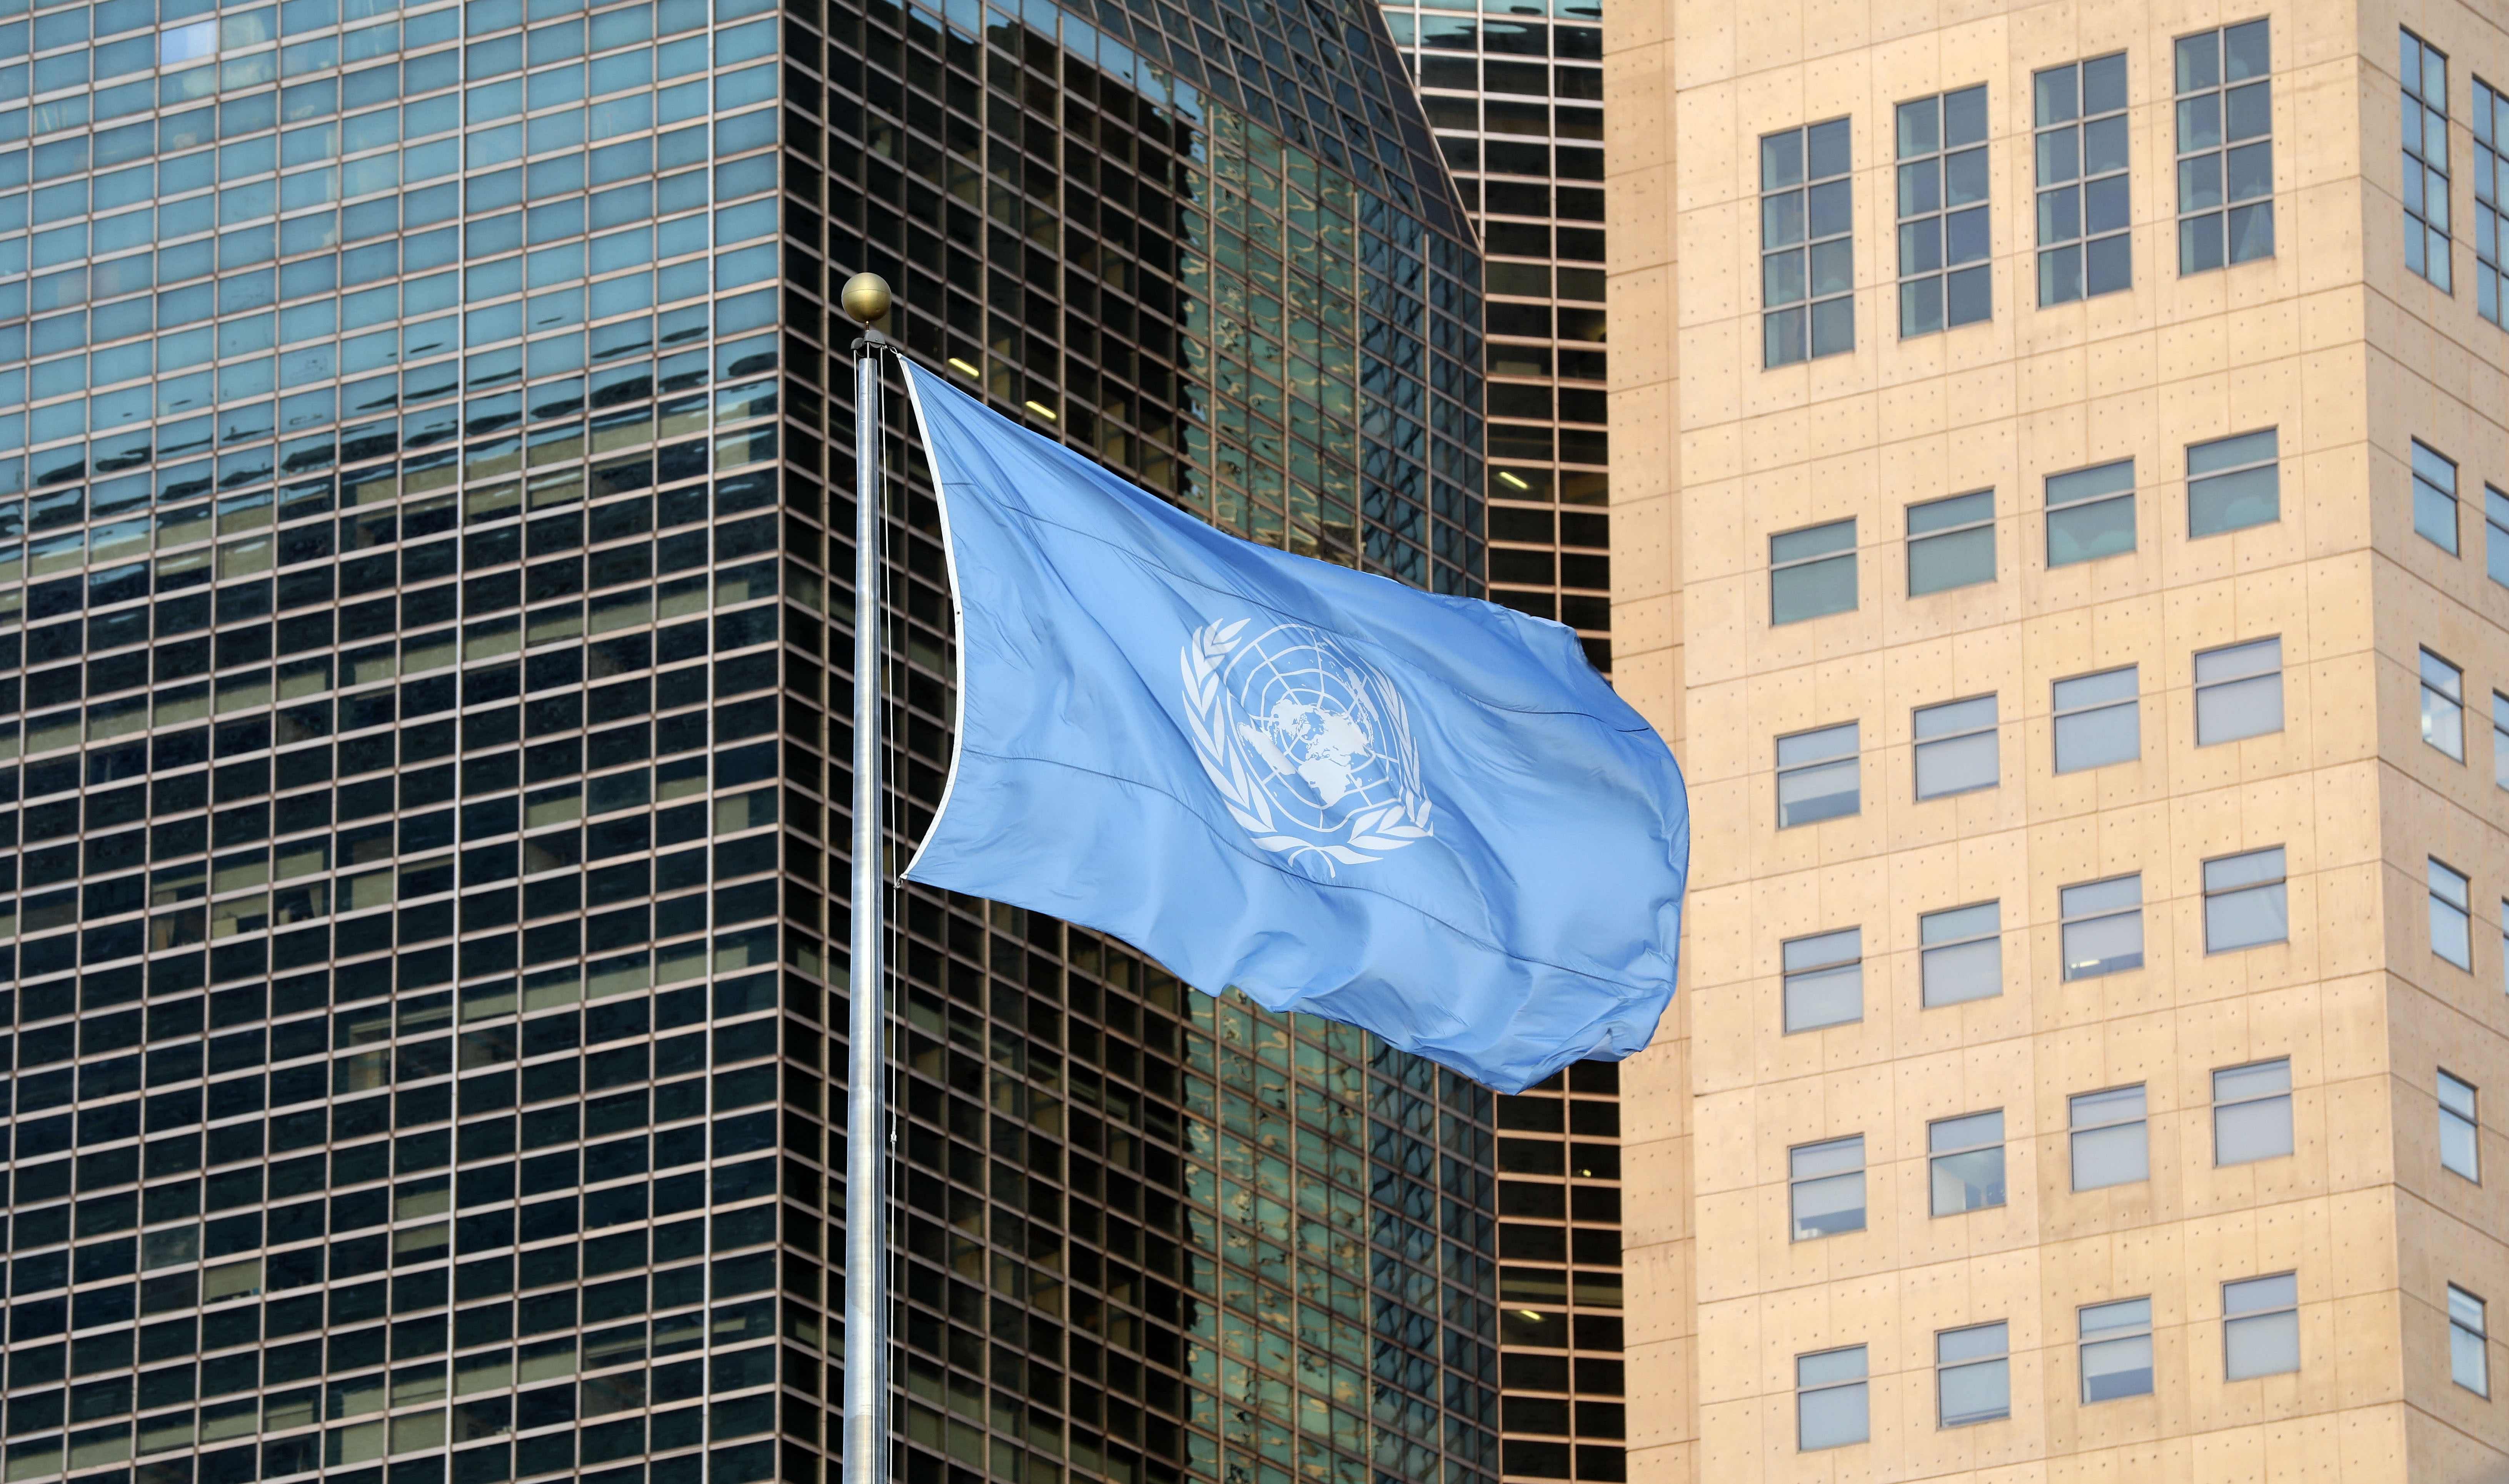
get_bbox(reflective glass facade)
[0,10,1491,1484]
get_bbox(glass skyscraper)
[0,12,1492,1484]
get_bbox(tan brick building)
[1603,0,2509,1476]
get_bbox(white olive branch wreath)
[1178,619,1434,877]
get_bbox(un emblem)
[1180,618,1435,874]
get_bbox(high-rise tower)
[1611,1,2509,1478]
[0,10,1495,1484]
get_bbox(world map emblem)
[1179,617,1435,874]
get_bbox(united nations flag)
[897,363,1688,1094]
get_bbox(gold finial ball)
[841,272,892,325]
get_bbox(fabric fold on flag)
[896,359,1688,1094]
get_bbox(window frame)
[1927,1109,2006,1216]
[2079,1297,2155,1403]
[2060,873,2144,980]
[2186,427,2280,537]
[1906,489,1995,595]
[1919,899,2002,1007]
[1935,1321,2011,1428]
[1788,1134,1868,1242]
[2211,1057,2294,1166]
[1762,118,1855,368]
[2193,635,2284,745]
[1895,84,1991,337]
[1781,927,1863,1034]
[1795,1345,1869,1451]
[2052,664,2140,773]
[2421,647,2466,761]
[1912,693,1999,800]
[2033,51,2132,305]
[2404,29,2453,292]
[2069,1082,2150,1191]
[2413,438,2459,554]
[2440,1068,2481,1182]
[2173,20,2274,273]
[2488,485,2509,588]
[2201,845,2289,953]
[2044,457,2135,567]
[2492,693,2509,792]
[2452,1284,2489,1397]
[2222,1272,2300,1381]
[2479,80,2509,325]
[1770,517,1857,625]
[1775,721,1860,829]
[2431,857,2474,970]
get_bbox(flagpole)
[838,271,894,1484]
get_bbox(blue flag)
[898,362,1688,1093]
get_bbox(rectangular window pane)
[2070,1084,2148,1189]
[2422,649,2466,760]
[2194,636,2283,744]
[2223,1273,2300,1380]
[2452,1286,2489,1395]
[1790,1135,1866,1240]
[2046,459,2135,565]
[1907,489,1994,594]
[2203,846,2289,951]
[2080,1297,2154,1402]
[1777,722,1859,827]
[2037,54,2132,305]
[1772,518,1857,623]
[1928,1109,2005,1214]
[1920,900,2002,1006]
[1765,120,1853,367]
[1913,694,1998,798]
[1937,1322,2009,1426]
[2414,437,2459,552]
[2053,665,2139,771]
[2406,32,2453,292]
[2214,1057,2294,1164]
[2188,427,2279,534]
[1898,85,1990,337]
[2178,23,2275,274]
[2441,1070,2481,1181]
[1783,927,1864,1032]
[2061,875,2144,979]
[2433,858,2474,968]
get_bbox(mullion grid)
[2476,79,2507,325]
[1893,85,1988,337]
[2033,53,2130,305]
[2173,19,2274,273]
[1760,118,1853,367]
[2404,28,2452,291]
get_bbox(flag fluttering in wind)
[896,363,1688,1094]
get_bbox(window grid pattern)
[2477,80,2509,323]
[1385,1,1610,669]
[2452,1286,2488,1396]
[1893,85,1987,337]
[2432,857,2474,969]
[2422,648,2465,759]
[2174,21,2272,272]
[2405,30,2452,290]
[1760,119,1851,367]
[1487,1062,1624,1484]
[2033,53,2129,305]
[2052,665,2137,773]
[2441,1069,2481,1181]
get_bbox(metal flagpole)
[839,271,894,1484]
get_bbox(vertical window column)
[2034,53,2130,304]
[2405,30,2453,290]
[2476,80,2508,323]
[1761,119,1853,367]
[2175,20,2274,272]
[1895,86,1989,336]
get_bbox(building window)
[2440,1069,2480,1181]
[2187,428,2279,536]
[2481,83,2509,325]
[2452,1286,2489,1396]
[1936,1322,2010,1427]
[2175,21,2273,272]
[1782,928,1863,1033]
[2060,874,2144,980]
[1897,85,1990,336]
[2431,858,2473,969]
[2421,649,2465,760]
[1776,722,1860,827]
[2404,30,2452,290]
[1770,518,1857,623]
[2213,1058,2294,1165]
[2413,439,2459,553]
[1789,1135,1867,1241]
[2054,665,2140,772]
[2034,53,2131,305]
[1913,695,1999,799]
[1928,1110,2005,1215]
[2493,694,2509,790]
[2488,487,2509,587]
[1763,119,1853,367]
[2070,1084,2149,1190]
[2046,458,2135,566]
[1796,1346,1868,1450]
[2222,1273,2300,1380]
[2080,1298,2155,1402]
[2194,636,2284,745]
[2203,847,2288,952]
[1907,489,1995,595]
[1920,900,2002,1006]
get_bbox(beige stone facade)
[1602,0,2509,1477]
